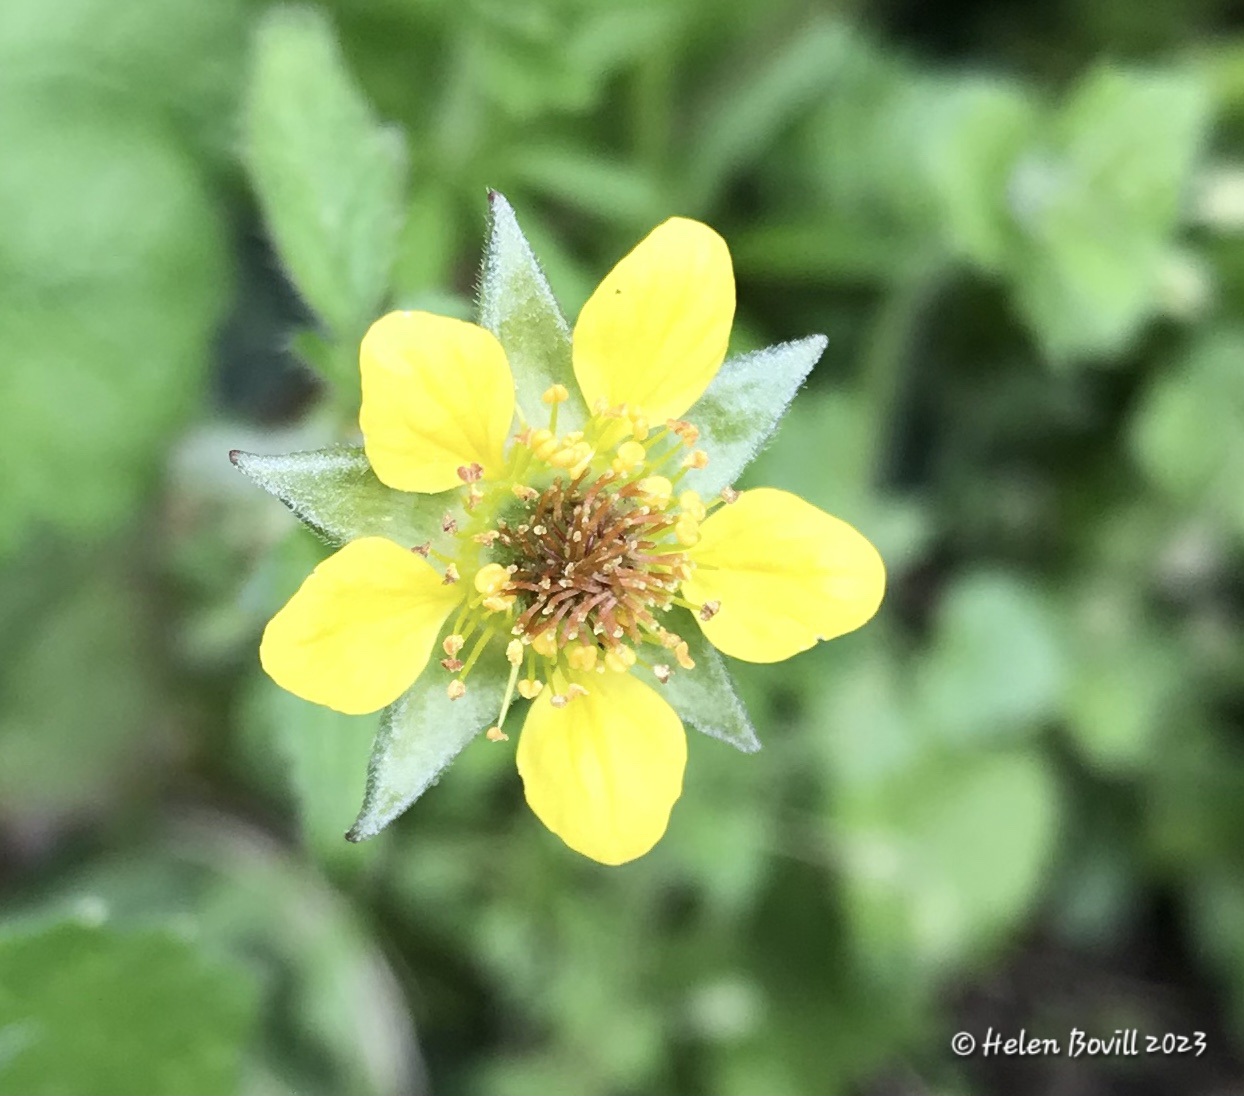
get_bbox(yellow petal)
[359,311,515,492]
[516,671,687,865]
[261,537,463,715]
[572,218,734,423]
[682,488,885,663]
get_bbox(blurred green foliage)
[3,0,1244,1093]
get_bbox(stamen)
[447,680,466,700]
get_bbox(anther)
[652,664,671,684]
[531,630,557,658]
[674,641,695,670]
[613,440,646,473]
[411,542,431,557]
[682,449,709,470]
[517,679,543,699]
[541,384,569,404]
[447,680,467,700]
[474,562,510,596]
[699,600,721,621]
[443,634,465,657]
[604,647,637,673]
[720,486,740,504]
[512,484,539,502]
[440,657,464,672]
[550,694,568,708]
[566,645,598,672]
[486,726,509,742]
[667,419,700,446]
[506,639,523,666]
[442,514,458,533]
[637,475,673,508]
[566,684,590,700]
[456,463,484,483]
[442,563,460,584]
[679,490,707,522]
[483,594,515,613]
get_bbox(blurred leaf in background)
[3,0,1244,1093]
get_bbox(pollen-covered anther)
[465,485,485,510]
[566,683,590,700]
[411,542,431,557]
[674,641,695,670]
[652,664,671,684]
[720,485,740,504]
[699,600,721,622]
[441,514,458,534]
[505,639,523,666]
[682,449,709,470]
[443,634,465,657]
[679,490,707,522]
[485,726,509,742]
[566,644,599,672]
[604,646,637,673]
[483,594,515,613]
[517,679,543,699]
[531,629,557,658]
[442,563,460,585]
[447,680,466,700]
[550,694,568,709]
[511,484,539,503]
[674,515,701,546]
[637,475,673,508]
[474,562,510,596]
[612,440,646,475]
[440,657,463,672]
[529,428,558,461]
[667,419,700,446]
[474,530,501,547]
[456,462,484,483]
[541,383,569,404]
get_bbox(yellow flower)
[260,217,885,866]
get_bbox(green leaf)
[243,676,376,866]
[477,191,583,430]
[1008,65,1211,362]
[915,571,1066,744]
[0,91,226,557]
[0,560,164,816]
[230,446,453,549]
[1063,585,1185,774]
[685,17,856,208]
[837,750,1060,973]
[245,6,407,353]
[348,661,508,841]
[635,608,760,753]
[915,77,1038,269]
[1130,330,1244,539]
[0,0,251,161]
[0,919,257,1096]
[681,337,827,499]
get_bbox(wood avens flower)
[233,193,885,866]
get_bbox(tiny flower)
[253,206,885,867]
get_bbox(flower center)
[430,385,731,737]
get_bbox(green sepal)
[477,191,586,431]
[681,335,827,498]
[347,659,508,841]
[636,608,760,753]
[230,445,453,550]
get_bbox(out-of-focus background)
[2,0,1244,1093]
